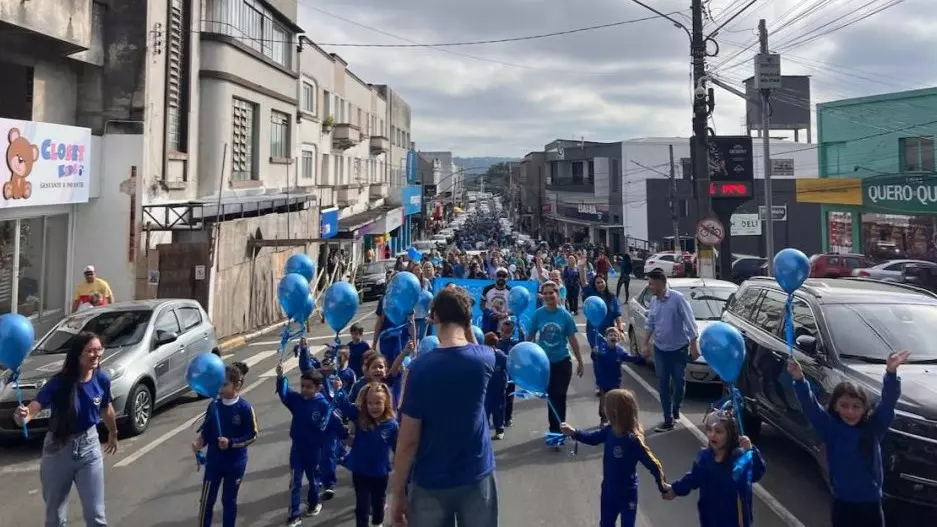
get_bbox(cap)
[496,267,509,276]
[84,265,95,274]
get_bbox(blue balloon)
[323,281,359,332]
[0,313,34,372]
[414,290,434,319]
[431,257,442,266]
[700,322,746,384]
[384,272,422,325]
[472,325,484,344]
[277,272,310,319]
[407,247,423,262]
[418,335,440,354]
[186,352,226,398]
[285,254,316,282]
[402,356,413,370]
[773,248,810,294]
[583,296,608,326]
[298,294,315,322]
[507,342,550,394]
[508,287,531,315]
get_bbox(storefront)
[0,118,92,333]
[798,174,937,261]
[401,186,422,249]
[360,207,405,258]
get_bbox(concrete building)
[519,152,546,237]
[797,87,937,259]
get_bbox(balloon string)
[731,386,745,437]
[545,396,563,425]
[785,296,795,358]
[14,373,27,439]
[211,399,222,437]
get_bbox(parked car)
[731,255,768,284]
[355,260,395,301]
[852,259,937,282]
[627,278,738,384]
[642,252,687,277]
[0,299,220,438]
[722,277,937,508]
[808,253,875,278]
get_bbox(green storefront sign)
[862,173,937,214]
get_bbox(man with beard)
[480,268,512,334]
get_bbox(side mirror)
[155,330,178,346]
[795,334,818,355]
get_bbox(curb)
[218,320,289,353]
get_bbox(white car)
[627,278,738,384]
[642,252,686,277]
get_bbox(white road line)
[0,460,40,474]
[619,365,807,527]
[221,354,234,360]
[250,309,377,347]
[114,349,296,468]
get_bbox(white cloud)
[299,0,937,156]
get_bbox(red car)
[808,253,876,278]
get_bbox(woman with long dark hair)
[15,331,118,526]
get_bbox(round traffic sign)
[696,217,725,246]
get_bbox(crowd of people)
[11,208,911,527]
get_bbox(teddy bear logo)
[5,128,38,200]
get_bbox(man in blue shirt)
[642,270,699,432]
[390,286,498,527]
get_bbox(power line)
[775,0,908,52]
[315,13,686,48]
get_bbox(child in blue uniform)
[340,382,399,527]
[664,406,766,527]
[319,346,356,501]
[275,364,346,526]
[347,324,371,379]
[334,346,357,391]
[497,318,522,427]
[594,327,644,426]
[483,332,509,440]
[296,337,322,374]
[561,389,668,527]
[787,350,909,527]
[192,362,257,527]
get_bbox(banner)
[0,118,91,209]
[406,149,419,185]
[401,186,422,216]
[433,278,539,330]
[320,207,338,239]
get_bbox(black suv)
[722,277,937,508]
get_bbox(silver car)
[852,259,937,281]
[0,299,219,438]
[627,278,738,384]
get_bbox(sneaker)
[493,431,505,440]
[654,421,676,433]
[322,488,335,501]
[285,516,302,527]
[303,503,322,517]
[505,419,513,427]
[673,410,681,421]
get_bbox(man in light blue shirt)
[642,270,699,432]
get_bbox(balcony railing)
[1,0,93,54]
[369,135,389,155]
[332,124,361,150]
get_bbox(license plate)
[35,409,51,420]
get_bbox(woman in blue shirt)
[15,331,119,527]
[527,281,585,436]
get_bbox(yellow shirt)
[74,278,113,303]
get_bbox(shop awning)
[337,206,392,234]
[543,213,622,229]
[142,191,316,231]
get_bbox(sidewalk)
[217,319,289,353]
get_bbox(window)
[321,154,330,184]
[203,0,294,68]
[822,141,846,177]
[232,98,257,180]
[611,159,620,192]
[323,90,331,117]
[301,81,316,114]
[153,310,181,338]
[302,147,317,182]
[0,215,69,327]
[166,0,190,152]
[790,299,818,341]
[177,307,203,332]
[357,108,362,130]
[270,110,290,159]
[753,290,786,335]
[728,287,762,320]
[900,136,935,172]
[588,160,595,185]
[337,155,344,184]
[336,96,344,122]
[572,162,584,183]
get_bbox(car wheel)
[122,383,153,437]
[741,408,762,442]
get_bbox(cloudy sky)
[298,0,937,157]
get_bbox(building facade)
[519,152,546,237]
[798,88,937,260]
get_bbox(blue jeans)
[655,345,689,424]
[408,472,499,527]
[40,427,107,527]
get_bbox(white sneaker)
[303,503,322,517]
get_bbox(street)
[0,281,931,526]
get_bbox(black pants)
[352,472,388,527]
[505,382,515,422]
[616,276,631,301]
[831,499,884,527]
[547,358,573,433]
[566,290,580,313]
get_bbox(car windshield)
[824,303,937,362]
[364,262,390,275]
[676,286,736,321]
[34,309,154,355]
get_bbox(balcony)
[332,123,361,150]
[336,185,362,207]
[369,135,389,155]
[369,183,389,200]
[1,0,93,54]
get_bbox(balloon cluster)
[0,313,36,437]
[506,341,574,450]
[278,254,317,323]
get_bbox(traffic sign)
[754,53,782,90]
[758,205,788,222]
[696,217,725,246]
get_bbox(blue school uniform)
[485,348,509,432]
[671,447,766,527]
[320,365,356,491]
[572,427,667,527]
[347,340,371,379]
[376,297,411,366]
[341,401,400,526]
[594,343,644,391]
[198,397,258,527]
[275,375,346,520]
[497,336,520,422]
[296,345,322,374]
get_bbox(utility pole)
[758,19,776,274]
[691,0,715,278]
[669,144,680,252]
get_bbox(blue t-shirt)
[347,341,371,378]
[342,407,399,478]
[401,344,495,490]
[35,369,112,433]
[530,306,578,363]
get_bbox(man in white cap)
[72,265,114,312]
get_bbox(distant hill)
[455,157,519,173]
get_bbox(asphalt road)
[0,282,932,526]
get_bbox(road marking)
[258,357,298,378]
[619,365,806,527]
[114,349,296,468]
[0,460,40,474]
[250,310,377,347]
[221,354,234,360]
[28,488,38,495]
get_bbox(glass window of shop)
[0,215,69,321]
[827,211,854,254]
[861,213,937,262]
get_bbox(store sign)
[863,174,937,214]
[560,203,609,223]
[423,184,437,198]
[771,158,794,177]
[406,150,419,185]
[0,118,91,209]
[401,186,421,216]
[731,214,762,236]
[320,207,338,239]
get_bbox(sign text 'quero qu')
[863,175,937,214]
